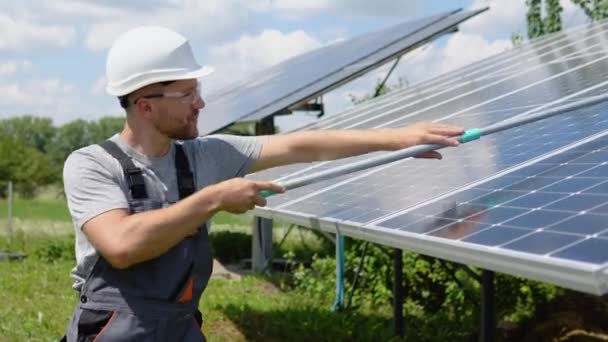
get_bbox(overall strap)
[174,144,195,199]
[99,140,148,199]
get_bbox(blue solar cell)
[589,203,608,215]
[570,151,608,163]
[463,226,530,246]
[543,194,608,212]
[379,213,427,230]
[502,231,582,255]
[463,206,528,225]
[431,221,492,240]
[582,181,608,195]
[503,192,565,209]
[552,238,608,264]
[501,210,573,229]
[576,164,608,178]
[540,177,600,193]
[501,176,560,192]
[545,213,608,235]
[398,216,458,234]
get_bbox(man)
[62,26,462,341]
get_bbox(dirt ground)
[500,291,608,342]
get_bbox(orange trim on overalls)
[178,277,194,303]
[92,311,117,342]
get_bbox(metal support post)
[252,217,273,272]
[393,248,404,337]
[480,270,495,342]
[7,181,13,246]
[332,233,345,311]
[251,116,275,273]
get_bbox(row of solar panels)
[201,8,487,136]
[249,18,608,295]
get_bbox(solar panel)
[250,20,608,185]
[250,19,608,295]
[308,20,608,131]
[199,8,487,136]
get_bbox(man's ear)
[135,99,154,118]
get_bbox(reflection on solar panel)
[200,8,487,136]
[250,19,608,295]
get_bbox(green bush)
[290,237,560,341]
[209,231,251,263]
[33,235,75,263]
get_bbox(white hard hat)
[105,26,214,96]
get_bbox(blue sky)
[0,0,588,131]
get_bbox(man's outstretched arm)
[250,122,464,173]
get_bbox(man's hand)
[381,122,464,160]
[214,178,285,214]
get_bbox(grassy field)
[0,257,399,342]
[0,197,400,342]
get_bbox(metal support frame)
[252,217,273,272]
[393,248,404,337]
[332,233,346,311]
[480,270,495,342]
[346,242,369,309]
[7,181,13,246]
[252,116,275,272]
[375,56,402,97]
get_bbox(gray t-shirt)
[63,134,263,291]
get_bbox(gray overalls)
[63,141,213,341]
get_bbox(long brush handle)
[260,93,608,197]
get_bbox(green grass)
[0,199,396,341]
[0,250,399,342]
[0,258,76,342]
[0,196,256,226]
[0,198,71,222]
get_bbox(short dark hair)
[118,95,130,109]
[117,80,176,110]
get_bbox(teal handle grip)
[260,190,275,198]
[461,128,482,143]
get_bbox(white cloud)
[261,0,423,17]
[42,0,126,18]
[0,84,29,105]
[91,76,107,95]
[84,22,138,51]
[437,33,511,75]
[0,79,80,120]
[0,13,76,50]
[0,60,32,76]
[82,0,253,51]
[462,1,526,39]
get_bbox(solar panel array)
[200,8,487,136]
[250,19,608,295]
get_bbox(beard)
[153,109,199,140]
[163,124,198,140]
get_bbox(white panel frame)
[254,206,608,295]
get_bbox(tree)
[0,116,55,153]
[0,136,56,198]
[526,0,563,39]
[571,0,608,21]
[526,0,608,40]
[46,116,124,166]
[91,116,125,142]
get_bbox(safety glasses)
[134,81,202,105]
